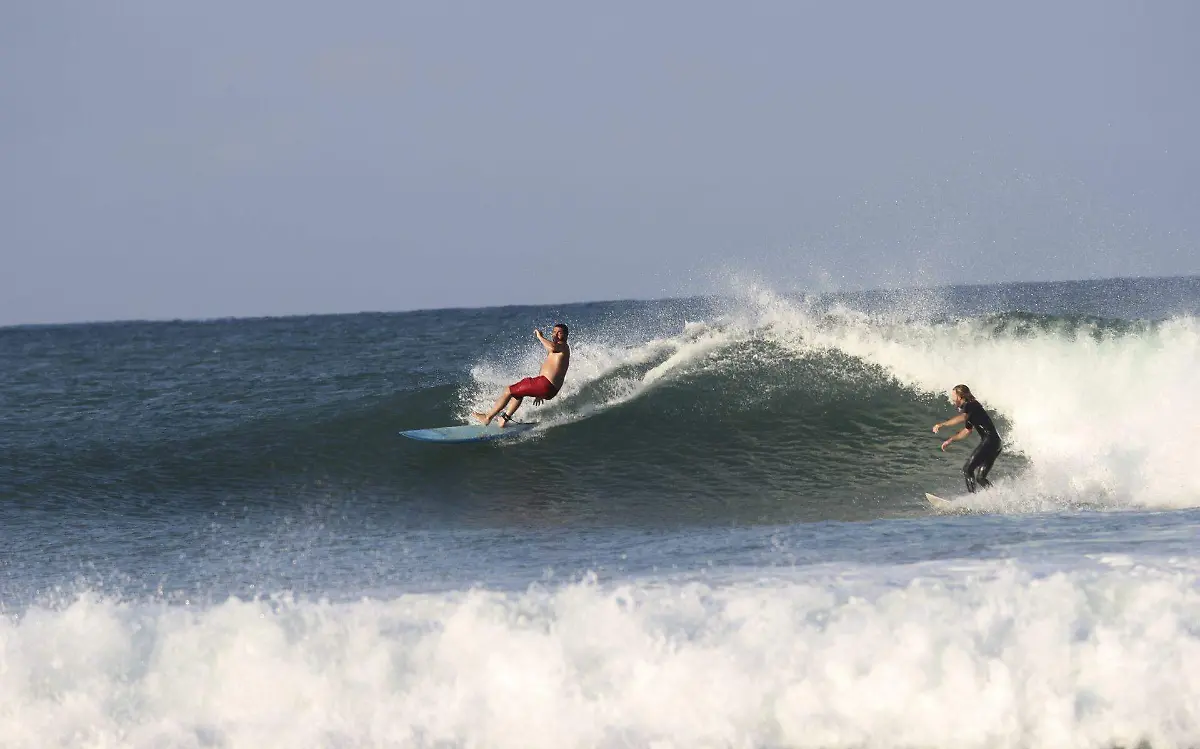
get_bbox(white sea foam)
[2,558,1198,748]
[458,319,741,429]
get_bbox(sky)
[2,0,1198,325]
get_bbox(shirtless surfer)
[473,324,570,427]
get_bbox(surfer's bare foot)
[471,412,491,425]
[496,414,511,428]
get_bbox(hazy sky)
[3,1,1197,325]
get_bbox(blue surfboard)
[399,422,537,444]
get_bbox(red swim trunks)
[509,375,557,400]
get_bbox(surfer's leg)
[473,387,514,425]
[963,441,1001,491]
[974,470,990,489]
[974,442,1001,489]
[963,444,985,493]
[477,377,539,425]
[499,397,523,426]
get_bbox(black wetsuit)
[959,399,1002,493]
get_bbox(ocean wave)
[8,291,1198,518]
[459,285,1200,512]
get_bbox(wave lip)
[3,558,1198,749]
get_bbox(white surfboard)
[925,492,954,510]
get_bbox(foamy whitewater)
[2,276,1199,748]
[744,285,1200,510]
[5,553,1200,748]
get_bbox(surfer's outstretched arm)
[535,329,560,352]
[941,427,971,451]
[932,413,967,433]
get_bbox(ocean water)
[1,276,1198,748]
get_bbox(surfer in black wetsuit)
[932,384,1002,493]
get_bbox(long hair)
[953,384,976,402]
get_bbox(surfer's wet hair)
[953,384,976,402]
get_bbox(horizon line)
[3,272,1198,331]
